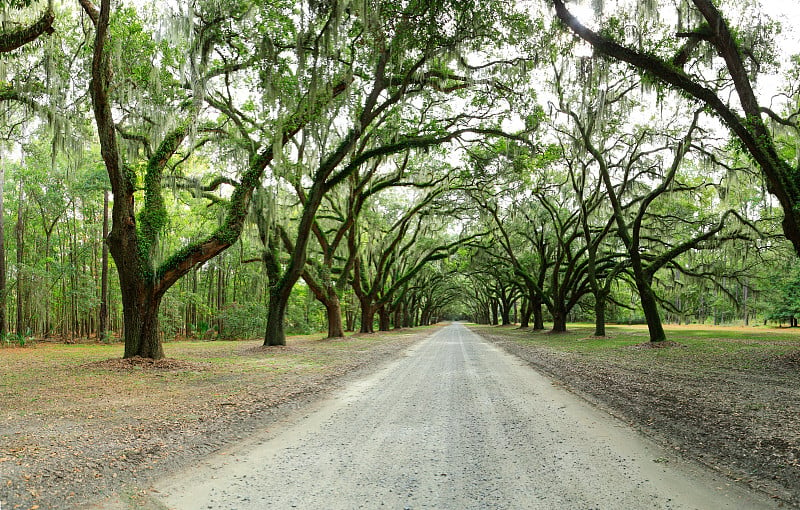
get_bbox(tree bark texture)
[378,305,391,331]
[98,190,109,341]
[593,293,607,337]
[264,286,288,346]
[324,296,345,338]
[0,158,6,338]
[550,306,567,333]
[0,8,55,53]
[531,300,545,330]
[80,0,340,357]
[359,299,376,333]
[15,181,24,336]
[519,298,531,329]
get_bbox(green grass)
[471,323,800,369]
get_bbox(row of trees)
[0,146,461,342]
[458,1,800,339]
[3,0,532,357]
[2,0,799,355]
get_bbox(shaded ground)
[472,324,800,508]
[0,328,436,510]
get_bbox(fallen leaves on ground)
[0,327,438,510]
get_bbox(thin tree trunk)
[206,267,214,331]
[394,303,403,330]
[43,230,51,338]
[742,282,749,326]
[0,158,6,339]
[216,264,225,335]
[99,190,110,341]
[518,298,531,329]
[15,181,24,336]
[190,268,197,333]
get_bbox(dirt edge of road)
[474,326,800,509]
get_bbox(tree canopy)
[0,0,798,354]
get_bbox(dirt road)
[149,323,774,509]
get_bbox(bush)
[218,302,267,339]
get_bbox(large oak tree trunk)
[264,303,287,346]
[636,275,667,342]
[550,306,567,333]
[360,301,376,333]
[593,291,607,337]
[531,299,545,330]
[324,292,345,338]
[500,302,511,326]
[121,286,164,359]
[264,283,290,346]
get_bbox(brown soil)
[0,328,437,510]
[474,325,800,508]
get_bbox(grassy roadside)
[0,326,439,510]
[470,323,800,507]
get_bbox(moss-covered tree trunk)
[359,300,376,333]
[264,286,288,346]
[120,285,164,359]
[81,0,345,358]
[0,7,54,53]
[325,296,345,338]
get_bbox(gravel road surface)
[151,323,775,509]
